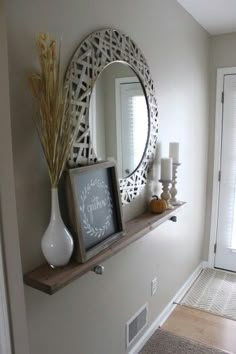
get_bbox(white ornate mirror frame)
[65,28,158,204]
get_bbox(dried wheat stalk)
[28,33,76,187]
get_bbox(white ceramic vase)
[41,188,74,268]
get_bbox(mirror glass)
[89,62,149,179]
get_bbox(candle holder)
[159,180,173,209]
[170,163,182,205]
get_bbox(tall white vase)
[41,188,74,268]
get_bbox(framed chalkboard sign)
[65,161,125,263]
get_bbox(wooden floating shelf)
[24,203,186,295]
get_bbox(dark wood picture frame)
[65,161,125,263]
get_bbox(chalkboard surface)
[75,167,118,250]
[66,161,125,263]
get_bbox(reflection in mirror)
[89,62,149,179]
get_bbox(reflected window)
[119,81,148,177]
[88,62,149,179]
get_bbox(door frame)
[0,217,12,354]
[0,1,30,353]
[208,67,236,267]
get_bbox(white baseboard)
[202,261,209,269]
[128,261,206,354]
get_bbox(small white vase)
[41,188,74,268]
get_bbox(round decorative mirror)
[66,29,158,204]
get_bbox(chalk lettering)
[87,196,107,224]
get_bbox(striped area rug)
[181,268,236,321]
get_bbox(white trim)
[115,78,122,176]
[116,77,139,85]
[208,67,236,268]
[202,260,210,269]
[0,225,11,354]
[128,262,205,354]
[89,86,97,150]
[0,4,30,353]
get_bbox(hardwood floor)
[162,305,236,354]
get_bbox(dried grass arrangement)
[28,33,76,187]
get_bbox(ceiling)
[177,0,236,35]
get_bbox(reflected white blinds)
[120,83,148,177]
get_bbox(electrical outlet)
[151,277,157,296]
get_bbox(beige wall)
[204,33,236,260]
[5,0,209,353]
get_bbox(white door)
[215,74,236,272]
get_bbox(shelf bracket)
[93,265,105,275]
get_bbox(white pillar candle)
[161,158,172,180]
[155,142,162,163]
[169,142,180,164]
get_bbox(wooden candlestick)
[159,180,173,209]
[170,163,182,206]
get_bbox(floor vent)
[126,303,148,348]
